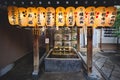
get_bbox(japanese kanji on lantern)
[105,7,117,27]
[8,6,18,25]
[8,6,117,28]
[66,7,75,27]
[75,6,85,27]
[37,7,46,27]
[95,7,106,27]
[27,7,37,27]
[56,7,65,27]
[46,7,55,27]
[18,7,27,27]
[85,6,95,27]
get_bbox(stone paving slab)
[114,65,120,72]
[40,72,85,80]
[112,70,120,77]
[93,56,102,62]
[97,57,107,63]
[101,65,113,78]
[95,61,104,69]
[93,51,120,80]
[95,58,107,69]
[87,66,105,80]
[110,76,120,80]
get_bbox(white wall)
[80,28,100,48]
[101,28,118,43]
[80,28,120,48]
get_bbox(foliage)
[113,8,120,37]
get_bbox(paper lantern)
[27,7,37,27]
[66,7,75,27]
[85,6,95,27]
[105,7,117,27]
[8,6,18,25]
[36,7,46,27]
[95,7,106,27]
[46,7,55,27]
[75,6,85,27]
[18,7,27,27]
[56,7,65,27]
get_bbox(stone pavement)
[93,51,120,80]
[1,49,120,80]
[0,51,86,80]
[79,52,105,80]
[40,72,85,80]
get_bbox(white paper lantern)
[56,7,65,27]
[66,7,75,27]
[8,6,18,25]
[46,7,55,27]
[75,6,85,27]
[37,7,46,27]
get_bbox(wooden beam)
[77,27,80,52]
[32,29,40,75]
[87,27,93,73]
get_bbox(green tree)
[113,8,120,50]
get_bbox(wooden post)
[100,28,102,51]
[77,27,80,52]
[45,29,49,52]
[70,27,73,48]
[50,28,54,49]
[83,27,86,48]
[32,28,40,75]
[87,27,93,73]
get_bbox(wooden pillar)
[83,27,86,48]
[87,27,93,73]
[77,27,80,52]
[100,28,102,51]
[32,28,40,75]
[50,28,54,49]
[45,29,49,52]
[70,27,73,47]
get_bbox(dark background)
[0,0,120,8]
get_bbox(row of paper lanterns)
[8,6,117,28]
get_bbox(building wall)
[80,28,120,50]
[101,28,119,43]
[80,28,100,48]
[0,9,33,70]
